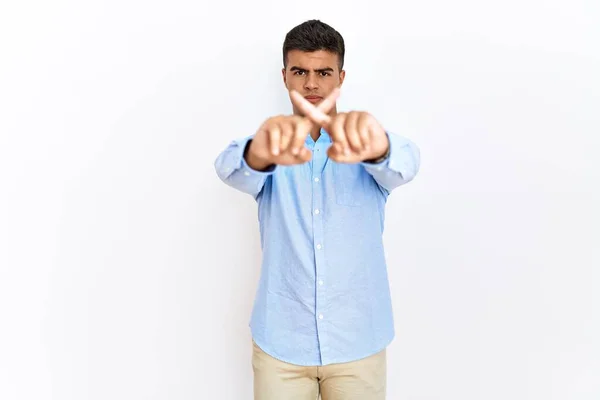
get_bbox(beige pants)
[252,341,386,400]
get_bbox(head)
[282,20,346,116]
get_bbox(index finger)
[316,87,340,114]
[290,88,340,126]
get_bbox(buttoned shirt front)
[214,128,420,366]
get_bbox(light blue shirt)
[214,128,420,366]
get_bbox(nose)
[304,74,318,91]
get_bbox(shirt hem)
[250,330,395,367]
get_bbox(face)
[282,49,345,116]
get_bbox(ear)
[338,69,346,87]
[282,68,287,87]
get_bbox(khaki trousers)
[252,341,387,400]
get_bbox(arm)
[361,131,420,194]
[214,109,327,198]
[213,135,277,199]
[286,93,419,194]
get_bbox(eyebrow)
[290,66,334,73]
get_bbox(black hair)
[282,19,345,70]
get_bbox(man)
[214,19,420,399]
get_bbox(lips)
[305,95,323,104]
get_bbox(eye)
[320,71,331,77]
[294,70,306,75]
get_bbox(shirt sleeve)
[214,135,277,199]
[360,131,421,194]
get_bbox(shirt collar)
[305,127,332,144]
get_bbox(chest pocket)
[332,162,367,207]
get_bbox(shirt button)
[316,244,322,250]
[318,314,324,320]
[314,177,319,182]
[318,280,323,286]
[314,209,320,215]
[244,171,250,176]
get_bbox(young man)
[214,20,420,400]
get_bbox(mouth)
[304,95,323,104]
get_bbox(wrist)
[244,140,273,171]
[364,145,390,164]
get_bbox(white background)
[1,0,599,399]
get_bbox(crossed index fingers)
[290,87,340,127]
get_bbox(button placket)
[311,140,328,350]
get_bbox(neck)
[309,125,321,141]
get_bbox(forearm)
[361,131,420,193]
[214,136,276,198]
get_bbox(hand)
[245,89,340,170]
[290,91,389,163]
